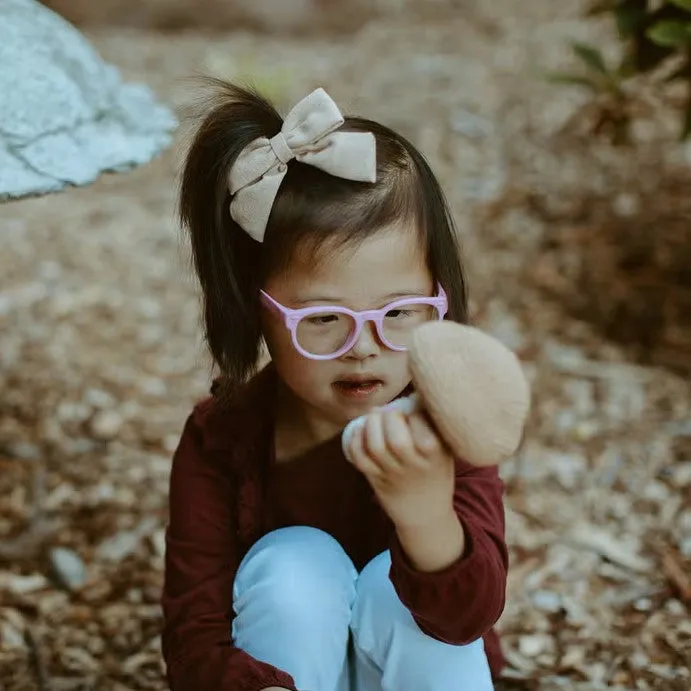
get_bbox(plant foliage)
[552,1,691,140]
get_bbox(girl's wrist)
[395,508,466,573]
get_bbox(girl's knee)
[235,526,357,596]
[232,528,356,690]
[233,527,357,636]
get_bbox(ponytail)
[179,79,282,395]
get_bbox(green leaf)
[545,72,602,91]
[572,42,609,74]
[646,19,691,47]
[669,0,691,12]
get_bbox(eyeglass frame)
[259,284,448,361]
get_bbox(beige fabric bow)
[228,88,377,242]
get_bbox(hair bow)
[227,88,377,242]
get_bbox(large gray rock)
[0,0,177,202]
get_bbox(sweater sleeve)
[388,460,508,645]
[161,412,297,691]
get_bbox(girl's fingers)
[363,411,400,471]
[349,409,439,479]
[407,411,443,458]
[347,423,384,479]
[381,410,424,468]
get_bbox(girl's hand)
[345,408,455,530]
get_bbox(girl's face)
[262,222,434,436]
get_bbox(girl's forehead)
[269,224,432,303]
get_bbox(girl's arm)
[162,410,297,691]
[388,460,508,645]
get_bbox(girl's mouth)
[332,379,383,399]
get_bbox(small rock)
[83,388,117,409]
[641,480,671,502]
[7,441,41,460]
[163,434,180,454]
[138,324,165,347]
[665,461,691,488]
[57,400,91,425]
[150,529,166,560]
[518,634,551,657]
[61,647,100,673]
[49,547,88,591]
[547,452,587,490]
[629,651,650,669]
[96,517,157,563]
[120,400,142,419]
[573,420,600,442]
[532,589,562,613]
[612,192,640,218]
[679,536,691,558]
[136,297,162,319]
[1,621,26,650]
[602,377,646,425]
[37,260,62,282]
[4,573,49,595]
[65,438,98,455]
[543,341,585,370]
[139,377,167,397]
[633,597,652,612]
[451,108,493,139]
[90,409,124,441]
[482,303,526,352]
[126,588,143,604]
[665,599,686,616]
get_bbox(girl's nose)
[346,321,381,359]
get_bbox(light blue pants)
[232,526,494,691]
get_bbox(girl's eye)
[305,313,340,326]
[385,308,414,319]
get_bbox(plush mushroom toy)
[342,320,531,467]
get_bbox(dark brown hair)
[179,79,468,395]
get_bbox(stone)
[96,517,157,563]
[518,634,551,658]
[90,410,124,441]
[532,589,563,613]
[49,547,88,591]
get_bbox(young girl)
[162,82,508,691]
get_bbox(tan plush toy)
[342,320,531,467]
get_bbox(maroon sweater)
[162,365,509,691]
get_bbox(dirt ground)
[1,2,690,690]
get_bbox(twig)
[0,516,66,562]
[659,547,691,603]
[0,454,64,563]
[24,625,52,691]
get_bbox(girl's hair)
[179,79,468,396]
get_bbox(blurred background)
[1,1,690,689]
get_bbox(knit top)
[161,364,509,691]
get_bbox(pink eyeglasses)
[260,285,448,360]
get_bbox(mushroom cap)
[408,320,530,466]
[0,0,177,202]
